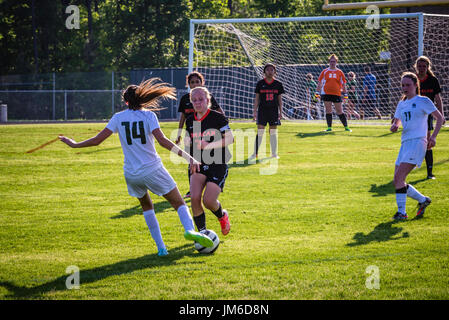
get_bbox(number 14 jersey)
[106,109,162,176]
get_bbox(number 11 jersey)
[394,95,437,142]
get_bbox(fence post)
[0,104,7,123]
[64,90,67,121]
[111,71,115,115]
[53,72,56,120]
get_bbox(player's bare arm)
[59,128,113,148]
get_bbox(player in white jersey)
[59,78,214,256]
[390,72,444,220]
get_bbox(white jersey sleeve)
[106,113,119,133]
[398,96,437,142]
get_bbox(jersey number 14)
[121,121,147,145]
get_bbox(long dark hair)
[401,72,420,100]
[123,78,176,110]
[186,71,205,87]
[414,56,435,77]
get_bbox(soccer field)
[0,121,448,300]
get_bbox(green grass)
[1,121,448,300]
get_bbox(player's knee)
[190,193,202,205]
[202,197,217,210]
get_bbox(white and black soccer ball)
[195,229,220,254]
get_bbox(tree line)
[1,0,372,75]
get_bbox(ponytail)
[123,78,176,110]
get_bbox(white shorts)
[124,165,177,198]
[395,137,427,168]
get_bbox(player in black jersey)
[251,63,284,160]
[185,86,233,236]
[175,71,225,198]
[415,56,445,179]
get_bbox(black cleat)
[393,212,408,221]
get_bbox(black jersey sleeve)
[210,95,221,111]
[177,94,190,114]
[255,80,263,94]
[433,77,442,95]
[277,81,285,95]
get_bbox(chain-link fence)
[0,69,197,121]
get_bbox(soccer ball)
[194,229,220,254]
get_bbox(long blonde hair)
[122,78,176,110]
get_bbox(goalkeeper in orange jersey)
[316,54,351,132]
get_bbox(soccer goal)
[189,13,449,120]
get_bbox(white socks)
[177,204,195,232]
[143,210,165,251]
[406,184,426,203]
[270,130,278,156]
[396,193,407,214]
[396,184,426,214]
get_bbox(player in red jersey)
[185,86,233,236]
[414,56,445,180]
[251,63,285,159]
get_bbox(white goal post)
[189,13,449,120]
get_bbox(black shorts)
[257,108,281,126]
[197,164,228,191]
[321,94,342,103]
[428,114,434,131]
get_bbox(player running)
[316,54,351,132]
[175,71,225,199]
[390,72,444,220]
[185,86,233,236]
[414,56,446,180]
[59,78,214,256]
[251,63,284,159]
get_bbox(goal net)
[190,13,449,120]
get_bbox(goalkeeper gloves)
[315,92,321,100]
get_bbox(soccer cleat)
[393,212,408,221]
[184,230,214,247]
[345,127,352,132]
[183,191,191,199]
[426,174,436,180]
[157,248,169,256]
[271,154,280,159]
[218,210,231,235]
[325,127,332,132]
[416,197,431,218]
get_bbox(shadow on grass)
[111,201,174,219]
[296,131,334,138]
[369,177,428,197]
[0,244,197,299]
[228,157,273,168]
[75,146,121,155]
[346,221,410,247]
